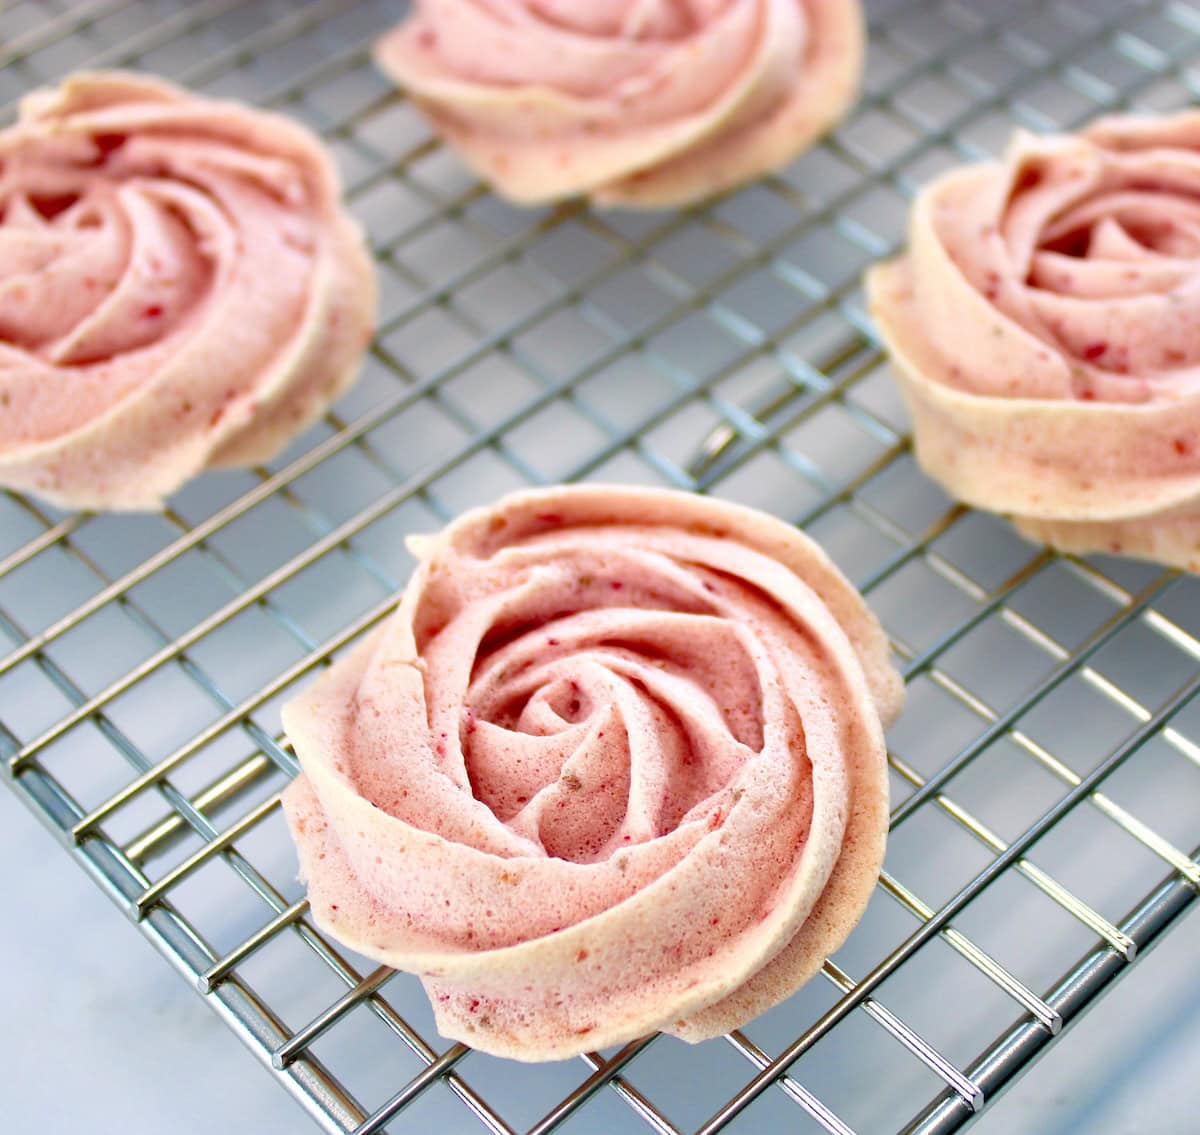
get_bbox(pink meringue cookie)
[868,113,1200,572]
[373,0,863,208]
[0,71,375,511]
[282,485,901,1061]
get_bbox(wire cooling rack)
[3,0,1200,1132]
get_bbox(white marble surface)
[3,784,1198,1135]
[979,904,1200,1135]
[1,789,296,1135]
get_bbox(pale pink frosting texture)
[0,71,375,511]
[373,0,863,207]
[282,485,901,1061]
[868,114,1200,572]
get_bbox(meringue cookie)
[283,485,901,1060]
[0,71,375,511]
[868,113,1200,572]
[374,0,863,208]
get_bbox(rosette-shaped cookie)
[373,0,863,208]
[283,485,901,1060]
[868,114,1200,571]
[0,71,375,511]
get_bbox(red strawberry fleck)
[1174,438,1192,456]
[143,305,163,319]
[1082,341,1108,361]
[30,193,77,220]
[535,512,562,524]
[1013,164,1044,193]
[91,133,127,163]
[610,581,623,590]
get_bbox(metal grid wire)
[3,0,1200,1131]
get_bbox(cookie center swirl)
[1040,190,1200,262]
[417,546,768,865]
[0,105,325,456]
[0,133,215,367]
[931,133,1200,399]
[525,0,702,38]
